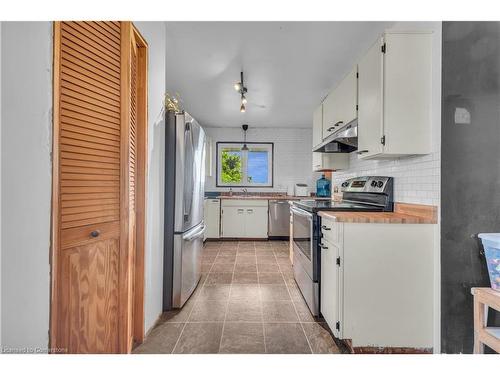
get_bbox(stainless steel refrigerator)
[163,110,206,309]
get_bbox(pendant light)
[234,71,248,113]
[241,124,249,151]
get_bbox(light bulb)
[241,95,248,104]
[234,82,242,91]
[240,103,246,113]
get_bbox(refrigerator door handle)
[183,223,206,241]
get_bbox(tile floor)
[133,240,340,354]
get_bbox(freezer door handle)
[183,224,206,241]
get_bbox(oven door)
[291,206,314,278]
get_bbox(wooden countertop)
[318,202,437,224]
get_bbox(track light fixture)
[234,71,248,113]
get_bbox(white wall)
[134,22,166,333]
[204,126,313,193]
[1,22,53,351]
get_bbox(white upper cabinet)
[322,67,358,138]
[357,32,433,159]
[357,37,384,158]
[312,104,349,172]
[333,67,358,129]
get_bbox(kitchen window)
[216,142,273,187]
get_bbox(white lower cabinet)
[221,199,268,238]
[320,217,434,349]
[204,198,220,239]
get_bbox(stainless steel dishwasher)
[268,200,290,238]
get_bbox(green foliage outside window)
[221,151,242,183]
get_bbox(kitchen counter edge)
[318,203,438,224]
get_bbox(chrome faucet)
[242,188,248,196]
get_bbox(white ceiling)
[166,21,393,128]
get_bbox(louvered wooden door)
[126,30,139,351]
[51,21,147,354]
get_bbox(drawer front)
[221,199,268,207]
[320,218,341,246]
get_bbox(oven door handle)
[290,206,313,218]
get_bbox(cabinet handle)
[247,209,253,213]
[321,225,331,231]
[334,121,343,127]
[320,243,328,249]
[237,209,244,213]
[90,230,100,238]
[356,150,369,155]
[327,126,335,132]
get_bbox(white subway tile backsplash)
[203,126,314,193]
[330,150,440,206]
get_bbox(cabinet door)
[312,104,323,147]
[203,200,208,241]
[244,206,268,238]
[313,153,349,172]
[357,37,384,159]
[322,90,337,138]
[312,152,323,171]
[221,206,245,237]
[320,239,339,336]
[205,199,220,238]
[335,67,358,127]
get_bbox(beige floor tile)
[257,263,280,273]
[173,323,223,354]
[197,285,231,301]
[219,323,265,354]
[229,284,260,301]
[259,285,291,301]
[264,323,311,354]
[302,323,340,354]
[189,299,227,322]
[205,272,233,285]
[133,323,184,354]
[233,272,258,284]
[226,299,263,322]
[234,263,257,273]
[262,300,299,322]
[258,272,285,285]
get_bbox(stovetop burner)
[292,176,394,213]
[292,199,385,213]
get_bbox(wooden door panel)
[53,21,123,354]
[51,21,147,354]
[59,238,120,353]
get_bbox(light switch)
[454,107,471,125]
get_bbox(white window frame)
[216,142,274,188]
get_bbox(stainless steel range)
[290,176,394,316]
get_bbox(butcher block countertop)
[319,202,438,224]
[218,195,303,200]
[206,193,305,200]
